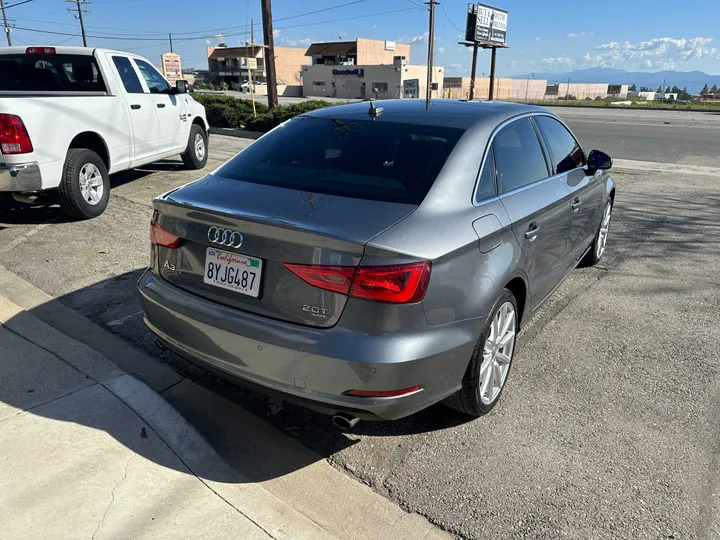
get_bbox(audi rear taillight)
[150,220,182,248]
[0,114,33,155]
[283,261,431,304]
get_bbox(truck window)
[111,56,144,94]
[134,59,170,94]
[0,54,106,92]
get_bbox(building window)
[313,81,326,92]
[372,82,388,94]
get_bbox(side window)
[492,118,549,194]
[134,59,170,94]
[534,116,586,174]
[112,56,143,94]
[475,147,496,202]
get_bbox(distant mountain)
[512,68,720,94]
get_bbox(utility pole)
[425,0,438,103]
[66,0,90,47]
[260,0,278,108]
[169,33,173,53]
[248,18,257,117]
[565,76,570,102]
[661,78,665,104]
[1,0,12,46]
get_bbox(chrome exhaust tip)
[332,413,359,431]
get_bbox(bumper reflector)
[344,385,422,398]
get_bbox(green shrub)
[194,81,206,90]
[192,93,269,128]
[218,82,229,91]
[244,100,334,131]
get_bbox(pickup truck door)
[133,58,188,154]
[108,54,159,163]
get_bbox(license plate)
[203,247,263,298]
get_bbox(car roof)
[303,99,552,130]
[0,46,144,57]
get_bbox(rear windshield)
[0,54,106,92]
[215,116,465,205]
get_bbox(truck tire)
[58,148,110,220]
[181,124,208,170]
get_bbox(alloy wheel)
[480,301,516,405]
[194,133,206,161]
[78,163,104,205]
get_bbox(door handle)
[524,224,540,242]
[131,104,141,110]
[157,103,166,108]
[572,198,581,212]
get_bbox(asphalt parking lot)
[1,108,719,539]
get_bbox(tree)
[711,85,718,95]
[629,83,637,92]
[671,85,681,94]
[656,85,663,93]
[701,84,710,94]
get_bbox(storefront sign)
[161,53,182,87]
[241,57,257,70]
[332,68,365,78]
[385,40,396,51]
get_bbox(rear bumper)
[137,270,480,420]
[0,162,43,192]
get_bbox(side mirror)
[587,149,612,171]
[175,80,188,94]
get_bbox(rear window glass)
[0,54,106,92]
[215,116,465,205]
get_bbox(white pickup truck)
[0,46,209,219]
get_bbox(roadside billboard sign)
[466,3,508,45]
[241,57,258,70]
[161,53,182,87]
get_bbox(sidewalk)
[0,285,453,540]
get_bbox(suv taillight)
[284,261,431,304]
[0,114,34,155]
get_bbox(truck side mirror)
[175,80,188,94]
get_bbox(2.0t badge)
[208,227,243,248]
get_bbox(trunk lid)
[153,174,417,328]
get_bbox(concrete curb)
[0,266,455,540]
[209,127,264,140]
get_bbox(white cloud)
[273,29,281,38]
[398,32,429,44]
[567,32,584,38]
[538,36,719,71]
[371,24,376,29]
[448,63,462,69]
[213,33,225,39]
[280,36,312,47]
[535,37,541,42]
[438,47,446,53]
[205,39,212,46]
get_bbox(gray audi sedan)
[138,99,615,427]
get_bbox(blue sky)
[5,0,720,76]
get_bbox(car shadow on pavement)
[2,267,475,485]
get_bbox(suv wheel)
[58,148,110,219]
[445,288,518,416]
[181,124,209,170]
[581,199,612,267]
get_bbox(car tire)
[444,288,518,416]
[181,124,209,170]
[58,148,110,220]
[580,199,613,267]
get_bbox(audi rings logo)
[208,227,244,248]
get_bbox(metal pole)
[661,79,665,104]
[169,33,173,53]
[0,0,11,46]
[76,0,87,47]
[249,19,257,118]
[565,76,570,102]
[260,0,278,108]
[469,42,478,100]
[488,47,497,101]
[425,0,437,103]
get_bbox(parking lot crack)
[91,453,134,540]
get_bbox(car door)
[109,55,159,163]
[534,115,604,263]
[133,58,188,154]
[494,117,572,311]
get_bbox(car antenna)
[368,99,384,118]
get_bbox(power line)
[65,0,89,46]
[440,2,461,32]
[4,0,35,9]
[13,7,418,43]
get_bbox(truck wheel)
[181,124,208,170]
[58,148,110,220]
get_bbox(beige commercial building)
[305,38,411,67]
[545,82,610,100]
[206,45,310,96]
[444,77,547,101]
[303,64,444,100]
